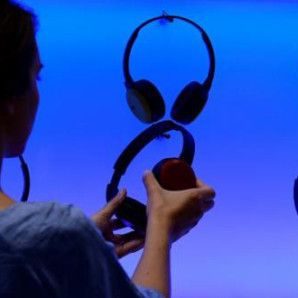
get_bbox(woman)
[0,1,216,297]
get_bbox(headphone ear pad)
[115,196,147,234]
[126,79,165,123]
[152,158,196,190]
[171,81,209,124]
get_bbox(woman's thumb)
[142,170,160,194]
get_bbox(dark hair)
[0,0,38,103]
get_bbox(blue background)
[2,0,298,297]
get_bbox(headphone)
[106,120,196,233]
[294,177,298,216]
[123,14,215,125]
[19,156,30,202]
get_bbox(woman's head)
[0,0,42,157]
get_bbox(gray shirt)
[0,202,163,298]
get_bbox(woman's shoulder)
[0,201,96,255]
[0,201,86,230]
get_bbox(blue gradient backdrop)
[2,0,298,297]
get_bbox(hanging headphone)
[1,156,30,202]
[106,120,196,233]
[19,155,30,202]
[294,177,298,216]
[123,14,216,125]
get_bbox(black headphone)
[106,120,196,233]
[294,177,298,216]
[19,156,30,202]
[123,14,216,125]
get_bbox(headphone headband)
[123,14,215,90]
[107,120,195,200]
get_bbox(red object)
[158,159,196,190]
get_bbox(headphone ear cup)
[171,81,209,124]
[126,79,165,123]
[152,158,196,190]
[115,196,147,234]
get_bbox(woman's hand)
[91,190,144,258]
[143,171,216,242]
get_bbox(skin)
[0,39,216,298]
[132,172,215,298]
[0,42,145,257]
[0,44,42,210]
[91,189,145,258]
[92,172,215,297]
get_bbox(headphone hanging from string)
[123,14,215,125]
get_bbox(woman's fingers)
[195,179,216,202]
[110,218,126,231]
[202,200,215,213]
[102,189,127,217]
[91,189,127,226]
[196,178,206,188]
[197,186,216,202]
[114,231,145,258]
[116,238,144,258]
[114,231,143,243]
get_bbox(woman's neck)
[0,161,16,211]
[0,145,16,211]
[0,192,15,211]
